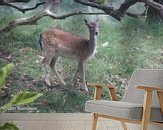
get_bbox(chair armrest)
[137,86,163,92]
[87,83,117,101]
[87,83,115,89]
[137,85,163,117]
[87,83,102,100]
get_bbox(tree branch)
[74,0,149,21]
[74,0,163,20]
[1,0,162,33]
[74,0,122,21]
[119,0,163,16]
[118,0,138,15]
[1,0,30,3]
[0,2,45,13]
[126,12,145,18]
[146,0,163,13]
[0,9,107,33]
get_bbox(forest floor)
[0,15,163,113]
[0,48,11,62]
[0,47,91,113]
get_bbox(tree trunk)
[118,0,163,24]
[146,0,163,24]
[118,0,137,15]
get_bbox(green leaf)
[0,63,14,89]
[1,63,14,77]
[0,69,5,89]
[0,92,42,113]
[10,92,43,106]
[0,103,11,114]
[0,123,19,130]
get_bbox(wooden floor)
[0,113,139,130]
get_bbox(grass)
[0,12,163,112]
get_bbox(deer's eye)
[89,26,93,28]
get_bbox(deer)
[39,18,99,92]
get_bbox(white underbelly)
[59,51,77,59]
[57,44,77,59]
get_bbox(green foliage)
[0,92,42,113]
[0,63,14,89]
[0,123,19,130]
[0,12,163,112]
[36,89,90,112]
[10,92,42,106]
[0,64,43,130]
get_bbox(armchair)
[85,69,163,130]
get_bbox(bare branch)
[0,9,107,33]
[1,0,162,33]
[118,0,137,15]
[146,0,163,12]
[119,0,163,16]
[74,0,122,21]
[47,11,107,19]
[126,12,145,18]
[0,2,45,13]
[1,0,30,3]
[74,0,163,20]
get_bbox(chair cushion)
[85,100,163,122]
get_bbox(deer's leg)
[50,55,66,86]
[41,52,54,86]
[73,61,88,92]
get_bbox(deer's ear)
[84,19,88,25]
[96,17,99,23]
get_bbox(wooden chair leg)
[92,113,98,130]
[121,121,127,130]
[141,90,153,130]
[157,91,163,114]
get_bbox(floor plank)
[0,113,135,130]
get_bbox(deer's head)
[84,17,99,36]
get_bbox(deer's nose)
[95,32,98,35]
